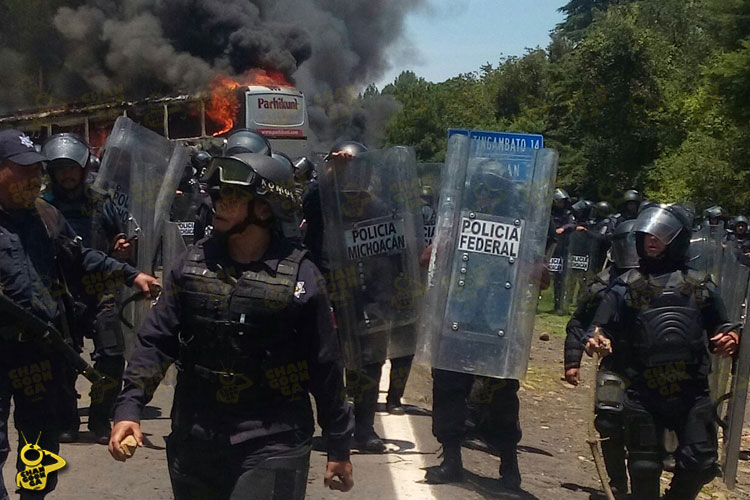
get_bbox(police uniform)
[589,205,733,500]
[113,152,353,500]
[0,197,140,498]
[42,183,128,440]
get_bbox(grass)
[534,286,572,339]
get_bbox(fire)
[206,69,292,136]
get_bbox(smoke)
[0,0,425,149]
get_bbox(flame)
[206,69,292,136]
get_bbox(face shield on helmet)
[325,141,368,161]
[633,205,685,245]
[42,133,91,171]
[634,204,692,262]
[553,188,569,202]
[572,199,594,220]
[293,157,316,181]
[610,219,639,269]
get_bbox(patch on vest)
[294,281,306,299]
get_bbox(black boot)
[662,469,714,500]
[498,447,521,490]
[425,443,463,484]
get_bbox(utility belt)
[177,360,256,384]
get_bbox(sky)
[376,0,566,87]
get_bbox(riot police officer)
[612,189,642,227]
[292,157,316,201]
[550,188,577,313]
[703,205,725,230]
[725,214,750,255]
[187,150,215,242]
[41,133,133,444]
[587,203,738,500]
[564,219,639,498]
[0,129,157,499]
[109,152,354,499]
[425,158,548,490]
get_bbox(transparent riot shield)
[94,116,188,355]
[561,230,603,312]
[418,163,443,248]
[689,223,724,284]
[418,134,558,379]
[170,189,203,247]
[715,246,750,488]
[319,147,423,369]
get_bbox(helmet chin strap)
[217,200,273,237]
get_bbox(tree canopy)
[372,0,750,213]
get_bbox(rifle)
[0,292,104,385]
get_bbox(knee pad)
[594,411,623,439]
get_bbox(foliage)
[377,0,750,214]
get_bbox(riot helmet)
[223,129,272,156]
[191,150,212,174]
[202,152,299,225]
[594,201,613,218]
[420,185,434,207]
[271,151,295,175]
[571,199,594,221]
[553,188,570,202]
[88,155,101,173]
[325,141,368,161]
[467,159,517,213]
[633,204,693,262]
[735,215,748,235]
[42,133,91,170]
[610,219,639,269]
[553,188,570,210]
[293,157,316,181]
[621,189,642,216]
[622,189,642,203]
[704,205,724,220]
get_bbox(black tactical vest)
[42,187,110,252]
[622,269,710,368]
[176,241,310,410]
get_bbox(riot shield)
[94,116,188,355]
[319,147,423,369]
[418,163,443,248]
[561,230,603,312]
[715,245,750,488]
[689,222,724,284]
[418,134,558,379]
[170,188,203,246]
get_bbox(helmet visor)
[611,229,639,269]
[633,206,683,245]
[43,137,89,169]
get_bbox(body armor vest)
[622,269,710,368]
[177,240,309,412]
[43,187,110,252]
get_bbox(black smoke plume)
[0,0,424,148]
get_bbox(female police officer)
[109,152,354,499]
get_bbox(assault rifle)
[0,292,104,384]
